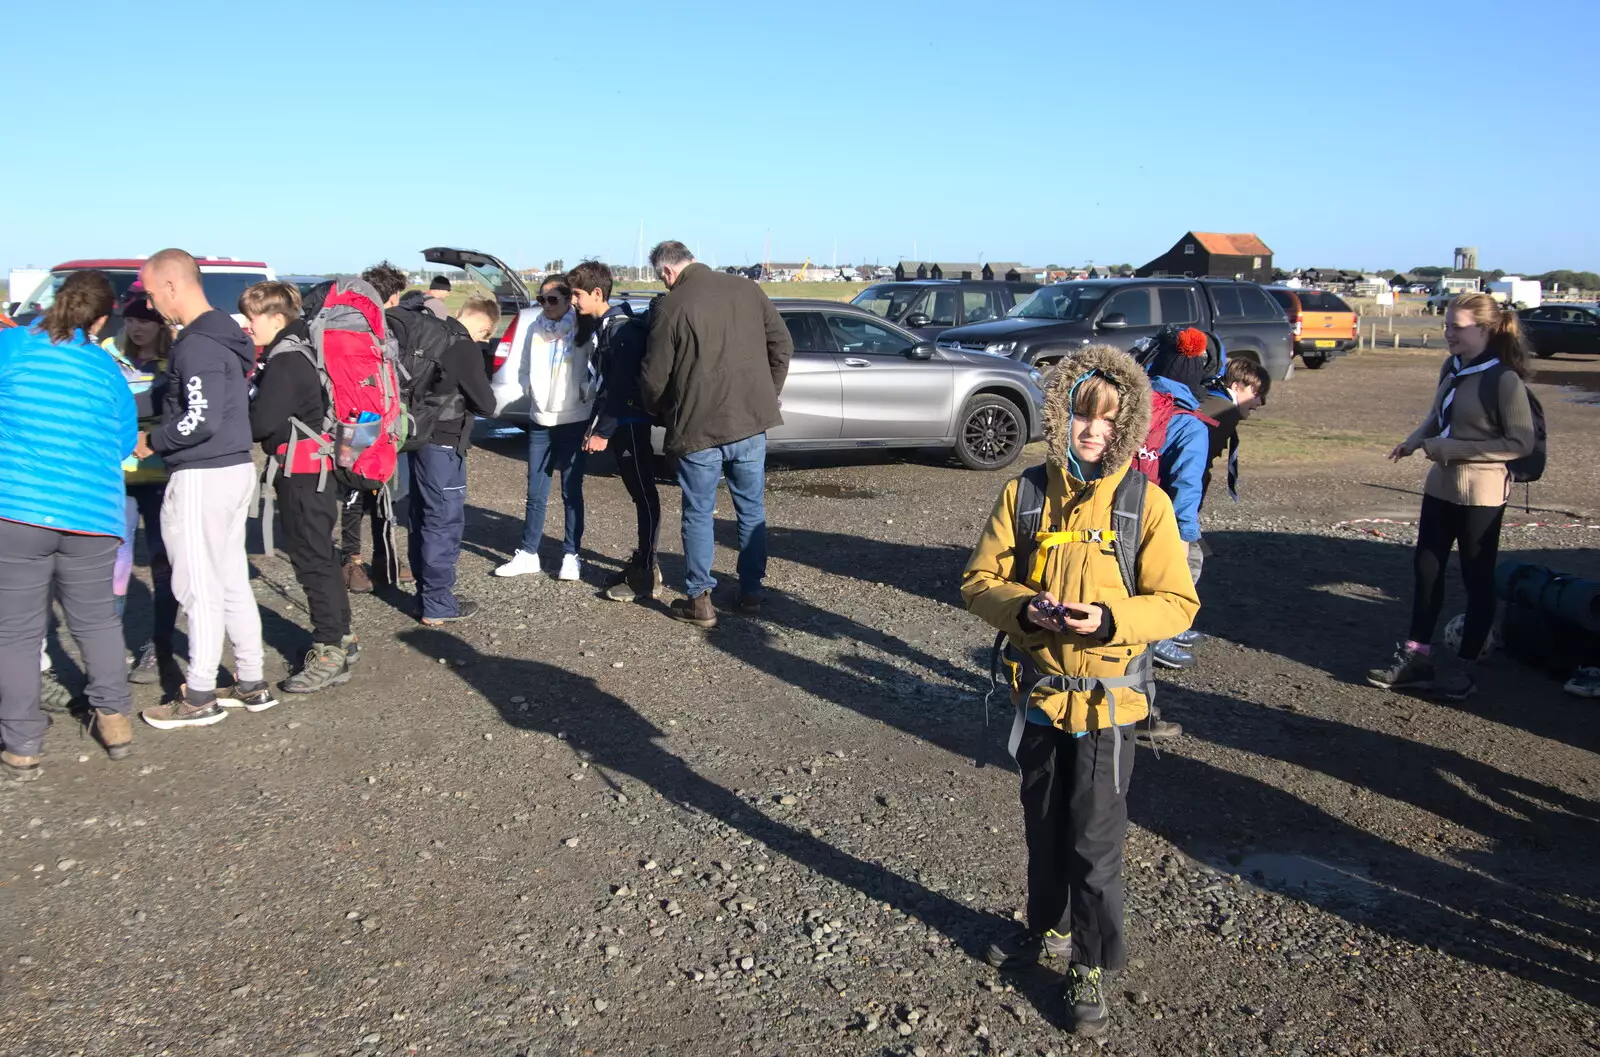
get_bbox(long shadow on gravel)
[764,523,971,607]
[1141,686,1600,1006]
[396,628,1072,1028]
[1203,529,1600,752]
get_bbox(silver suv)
[425,247,1045,471]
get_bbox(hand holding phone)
[1058,601,1104,637]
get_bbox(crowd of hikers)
[0,242,1542,1038]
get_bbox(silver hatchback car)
[424,247,1045,470]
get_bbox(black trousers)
[611,421,661,568]
[127,482,178,654]
[1409,493,1504,659]
[278,475,351,646]
[408,444,467,621]
[1017,723,1134,970]
[340,453,409,569]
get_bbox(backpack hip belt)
[998,641,1151,794]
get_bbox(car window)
[910,288,958,327]
[782,312,821,352]
[851,284,922,323]
[1296,291,1351,312]
[1211,285,1245,321]
[201,274,267,315]
[825,313,915,357]
[1157,287,1199,325]
[1237,285,1281,320]
[1011,283,1111,320]
[1265,289,1298,314]
[1100,288,1152,326]
[1565,308,1598,325]
[961,290,1000,324]
[20,270,141,313]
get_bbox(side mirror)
[1097,313,1128,331]
[907,341,935,360]
[904,313,931,329]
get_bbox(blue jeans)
[676,433,767,598]
[521,422,587,556]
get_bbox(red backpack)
[270,277,408,493]
[1131,390,1218,484]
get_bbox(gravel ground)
[2,347,1597,1056]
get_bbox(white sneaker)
[495,550,542,578]
[557,554,582,581]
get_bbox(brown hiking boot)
[91,711,134,761]
[2,750,42,782]
[669,592,718,628]
[737,593,763,615]
[344,558,373,594]
[397,562,415,585]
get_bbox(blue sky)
[7,0,1595,277]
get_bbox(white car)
[9,256,275,335]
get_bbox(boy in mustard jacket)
[962,344,1199,1038]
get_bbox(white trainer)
[557,554,582,581]
[495,550,542,578]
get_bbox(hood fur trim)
[1041,343,1153,474]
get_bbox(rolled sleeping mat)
[1494,561,1600,632]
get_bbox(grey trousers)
[163,464,264,693]
[0,520,132,758]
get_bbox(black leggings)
[1409,494,1505,659]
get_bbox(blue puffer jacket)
[1149,375,1208,543]
[0,323,138,539]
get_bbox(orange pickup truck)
[1264,287,1358,369]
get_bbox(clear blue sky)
[7,0,1595,277]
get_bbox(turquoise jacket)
[0,323,138,538]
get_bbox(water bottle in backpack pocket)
[336,411,383,470]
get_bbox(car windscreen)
[851,285,924,323]
[1296,291,1351,312]
[1009,284,1111,321]
[18,269,265,316]
[17,270,141,314]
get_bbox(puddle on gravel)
[1529,368,1600,405]
[1217,852,1385,906]
[767,481,882,500]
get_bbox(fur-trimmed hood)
[1041,343,1152,475]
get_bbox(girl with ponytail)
[1368,292,1538,701]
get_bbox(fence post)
[1393,332,1400,349]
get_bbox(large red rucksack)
[1131,390,1218,484]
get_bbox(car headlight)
[1028,369,1044,388]
[985,341,1017,355]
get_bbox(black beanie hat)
[120,291,164,324]
[1146,326,1218,402]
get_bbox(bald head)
[140,248,210,326]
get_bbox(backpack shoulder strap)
[1011,464,1049,584]
[1109,469,1147,598]
[1476,360,1509,429]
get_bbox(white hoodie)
[522,309,595,427]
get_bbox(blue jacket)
[1150,375,1207,542]
[150,309,256,471]
[0,324,138,538]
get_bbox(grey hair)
[648,240,694,269]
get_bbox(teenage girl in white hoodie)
[495,277,597,582]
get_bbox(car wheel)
[955,394,1025,471]
[1534,347,1556,359]
[1301,353,1328,369]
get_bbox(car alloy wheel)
[958,396,1024,470]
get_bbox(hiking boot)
[1,750,41,782]
[142,686,229,730]
[128,642,163,685]
[341,634,361,668]
[397,562,414,585]
[1067,963,1110,1036]
[1434,658,1477,703]
[39,670,73,713]
[557,553,582,581]
[984,926,1072,968]
[605,558,662,602]
[494,550,541,578]
[737,593,763,616]
[1136,718,1183,744]
[421,598,480,626]
[91,710,134,761]
[1150,639,1196,670]
[228,680,279,713]
[1366,642,1434,691]
[344,559,373,594]
[280,645,351,695]
[1563,666,1600,699]
[670,592,718,629]
[1172,628,1206,648]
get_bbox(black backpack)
[387,300,460,452]
[1476,362,1547,483]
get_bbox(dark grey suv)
[851,279,1040,340]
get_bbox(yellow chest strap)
[1028,528,1116,583]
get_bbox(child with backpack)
[244,281,355,694]
[1368,292,1540,702]
[962,344,1198,1040]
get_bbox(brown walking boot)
[1,750,42,782]
[91,711,134,761]
[669,591,718,629]
[344,558,373,594]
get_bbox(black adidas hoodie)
[149,308,256,471]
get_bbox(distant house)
[892,261,1033,282]
[1138,232,1274,283]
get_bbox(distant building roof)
[1191,232,1273,257]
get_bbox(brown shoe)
[1,750,42,782]
[669,592,718,628]
[344,558,373,594]
[738,593,763,615]
[397,562,415,585]
[91,711,134,761]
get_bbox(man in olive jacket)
[641,241,793,628]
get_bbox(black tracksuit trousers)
[1017,722,1135,971]
[278,474,351,646]
[1409,493,1504,659]
[610,421,661,569]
